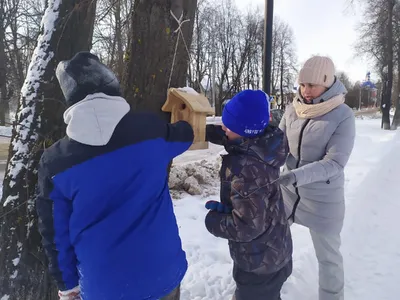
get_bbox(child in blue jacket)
[36,52,194,300]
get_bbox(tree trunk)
[279,47,284,110]
[0,0,7,126]
[9,15,25,90]
[0,84,8,125]
[391,12,400,129]
[392,97,400,129]
[391,56,400,128]
[115,0,124,81]
[0,1,96,299]
[122,0,197,123]
[382,0,395,130]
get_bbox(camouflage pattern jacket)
[205,125,293,274]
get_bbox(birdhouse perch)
[162,88,215,150]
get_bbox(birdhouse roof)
[162,88,215,115]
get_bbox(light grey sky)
[235,0,373,83]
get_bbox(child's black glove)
[206,125,227,145]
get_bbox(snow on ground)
[0,126,11,138]
[174,118,400,300]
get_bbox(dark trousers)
[233,260,292,300]
[160,285,180,300]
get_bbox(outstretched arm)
[164,120,194,158]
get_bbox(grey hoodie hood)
[63,93,130,146]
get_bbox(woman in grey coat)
[277,56,356,300]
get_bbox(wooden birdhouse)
[162,88,215,150]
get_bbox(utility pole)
[263,0,274,95]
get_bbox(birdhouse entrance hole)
[162,88,215,150]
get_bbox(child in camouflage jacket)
[205,90,293,300]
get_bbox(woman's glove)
[275,171,297,186]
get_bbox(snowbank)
[206,116,221,124]
[169,157,221,198]
[355,113,381,120]
[0,126,11,137]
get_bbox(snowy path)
[174,119,400,299]
[342,129,400,300]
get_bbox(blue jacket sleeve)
[36,155,79,291]
[165,120,194,159]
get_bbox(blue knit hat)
[222,90,270,137]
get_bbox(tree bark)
[391,6,400,129]
[0,1,96,299]
[115,0,124,80]
[9,14,25,90]
[279,47,284,110]
[391,54,400,128]
[381,0,395,130]
[0,0,8,125]
[122,0,198,123]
